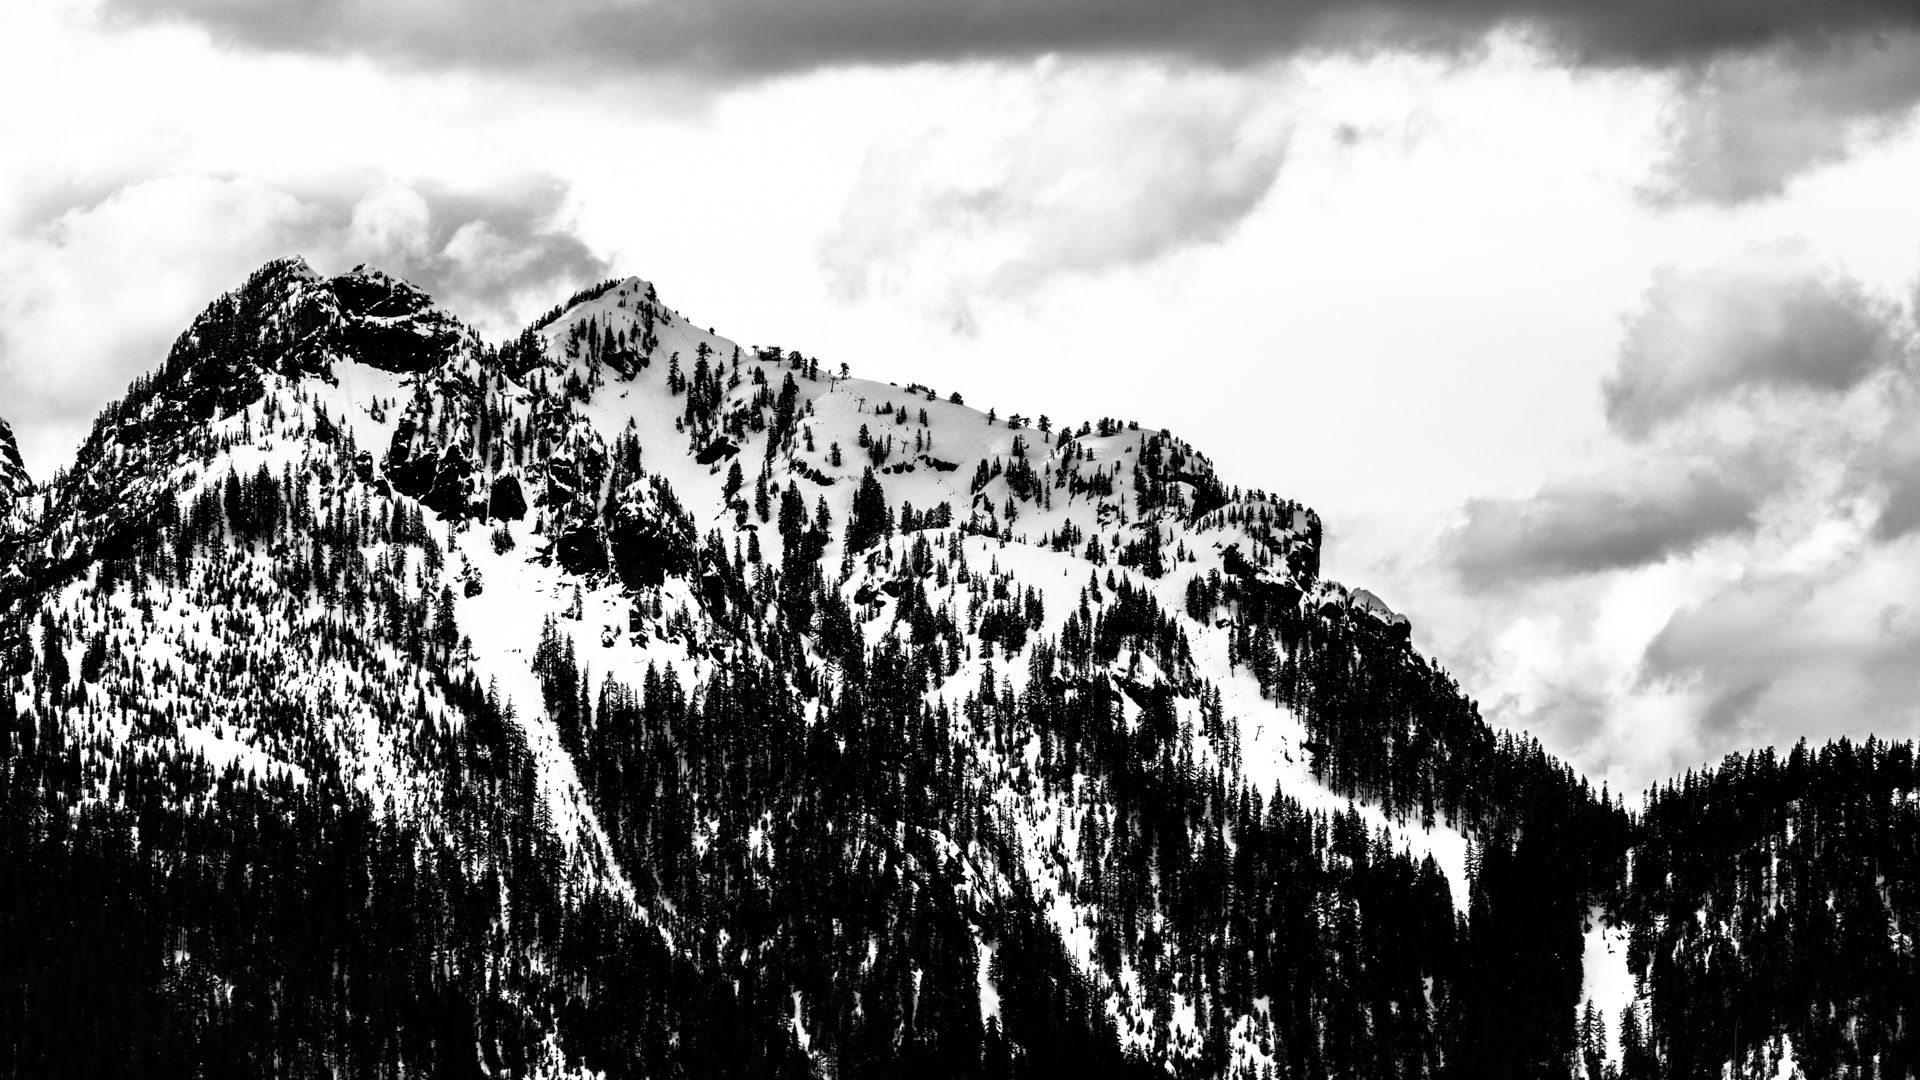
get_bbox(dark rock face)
[603,348,649,380]
[0,418,30,503]
[0,418,29,579]
[1260,576,1305,611]
[385,423,476,520]
[538,442,606,515]
[1220,543,1306,616]
[385,448,433,502]
[554,524,609,576]
[698,567,728,615]
[327,268,460,374]
[606,479,695,591]
[695,438,738,465]
[489,473,529,521]
[165,348,270,428]
[609,508,686,589]
[334,319,455,374]
[422,445,476,518]
[330,267,432,320]
[793,462,836,487]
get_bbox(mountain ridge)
[1,257,1913,1080]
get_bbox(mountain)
[0,416,30,577]
[1,258,1914,1080]
[0,419,25,500]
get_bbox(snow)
[1221,658,1472,910]
[449,511,639,908]
[1771,1035,1803,1080]
[1580,911,1639,1067]
[1714,1035,1808,1080]
[791,991,813,1053]
[977,940,1001,1025]
[307,357,410,457]
[10,262,1586,1078]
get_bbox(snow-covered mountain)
[1,259,1913,1080]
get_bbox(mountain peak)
[4,260,1914,1080]
[332,262,438,319]
[1,259,466,600]
[0,416,28,501]
[0,415,31,557]
[322,263,464,373]
[155,257,464,389]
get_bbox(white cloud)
[1392,243,1920,790]
[6,2,1920,797]
[0,172,607,475]
[0,175,310,475]
[817,62,1296,329]
[348,185,435,262]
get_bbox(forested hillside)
[1,259,1913,1079]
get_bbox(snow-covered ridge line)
[6,257,1696,1080]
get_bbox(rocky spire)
[0,416,27,501]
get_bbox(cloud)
[325,176,612,321]
[1646,34,1920,204]
[1850,388,1920,539]
[1872,462,1920,540]
[1429,442,1920,787]
[104,0,1920,76]
[1602,247,1905,438]
[1447,463,1769,587]
[93,0,1920,217]
[0,171,607,477]
[817,64,1293,324]
[1639,550,1920,745]
[1413,241,1920,789]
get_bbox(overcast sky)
[5,0,1920,793]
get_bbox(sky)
[4,0,1920,794]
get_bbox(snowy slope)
[439,270,1472,1074]
[3,257,1681,1079]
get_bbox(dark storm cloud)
[1645,36,1920,204]
[104,0,1920,75]
[1447,465,1768,588]
[1602,253,1902,438]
